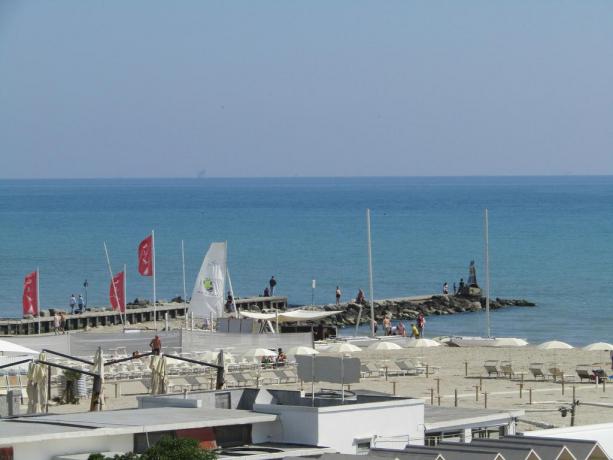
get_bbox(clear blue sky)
[1,1,612,178]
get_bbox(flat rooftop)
[0,407,277,445]
[424,406,524,432]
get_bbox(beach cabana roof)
[537,340,574,350]
[492,338,528,347]
[583,342,613,351]
[325,343,362,353]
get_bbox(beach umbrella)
[325,343,362,353]
[407,339,441,348]
[0,339,38,355]
[583,342,613,351]
[367,341,403,351]
[150,355,168,395]
[492,338,528,347]
[287,346,319,356]
[89,348,105,411]
[242,348,278,359]
[537,341,573,350]
[26,352,47,414]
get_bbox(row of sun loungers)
[360,360,430,378]
[483,360,611,383]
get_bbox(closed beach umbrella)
[407,339,441,348]
[583,342,613,351]
[150,355,168,395]
[367,341,403,351]
[492,338,528,347]
[287,346,319,356]
[89,348,105,411]
[26,352,47,414]
[537,340,574,350]
[242,348,278,359]
[325,343,362,353]
[0,339,38,355]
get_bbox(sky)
[0,1,612,178]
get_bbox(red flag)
[22,271,38,316]
[109,271,125,312]
[138,235,154,276]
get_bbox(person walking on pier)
[59,312,66,334]
[269,276,277,295]
[69,294,77,314]
[263,287,270,297]
[77,294,85,313]
[335,286,342,305]
[53,312,61,335]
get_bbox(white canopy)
[190,242,227,319]
[537,340,574,350]
[324,343,362,353]
[492,337,528,347]
[583,342,613,351]
[239,309,342,323]
[287,346,319,356]
[0,339,38,355]
[367,341,403,351]
[406,338,441,348]
[242,348,277,359]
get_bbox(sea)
[1,176,612,345]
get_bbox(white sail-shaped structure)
[190,242,227,319]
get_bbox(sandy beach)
[35,326,613,433]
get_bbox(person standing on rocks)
[335,286,342,305]
[356,289,365,305]
[443,282,449,295]
[417,312,426,337]
[269,276,277,295]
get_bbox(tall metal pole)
[484,208,491,338]
[36,267,41,335]
[367,209,375,337]
[152,230,157,330]
[123,264,127,328]
[181,240,188,326]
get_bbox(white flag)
[190,242,227,318]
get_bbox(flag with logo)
[22,271,38,316]
[138,235,154,276]
[109,271,125,312]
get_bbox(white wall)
[12,434,133,460]
[526,424,613,457]
[254,400,424,454]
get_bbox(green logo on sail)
[203,278,214,293]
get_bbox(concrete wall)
[12,434,133,460]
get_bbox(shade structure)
[0,339,38,355]
[583,342,613,351]
[406,339,441,348]
[537,340,574,350]
[492,338,529,347]
[367,341,403,351]
[242,348,278,359]
[150,355,168,395]
[26,352,47,414]
[325,343,362,353]
[286,346,319,356]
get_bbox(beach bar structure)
[0,296,288,335]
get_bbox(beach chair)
[483,360,500,377]
[529,363,546,380]
[259,371,280,385]
[381,362,407,377]
[500,361,515,379]
[281,369,298,383]
[592,368,609,383]
[576,365,592,382]
[395,360,421,376]
[548,366,564,382]
[361,362,381,378]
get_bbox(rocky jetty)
[300,295,535,327]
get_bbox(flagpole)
[124,263,127,329]
[104,242,124,326]
[152,230,157,330]
[366,209,375,338]
[181,240,187,326]
[36,267,40,335]
[225,241,237,317]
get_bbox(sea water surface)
[0,177,612,345]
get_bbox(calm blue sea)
[1,177,612,345]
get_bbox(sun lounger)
[576,365,592,382]
[500,361,514,378]
[395,360,422,375]
[548,367,565,382]
[592,368,609,383]
[484,360,500,377]
[381,362,408,377]
[529,363,546,380]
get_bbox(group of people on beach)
[372,311,426,338]
[69,294,85,314]
[53,311,67,334]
